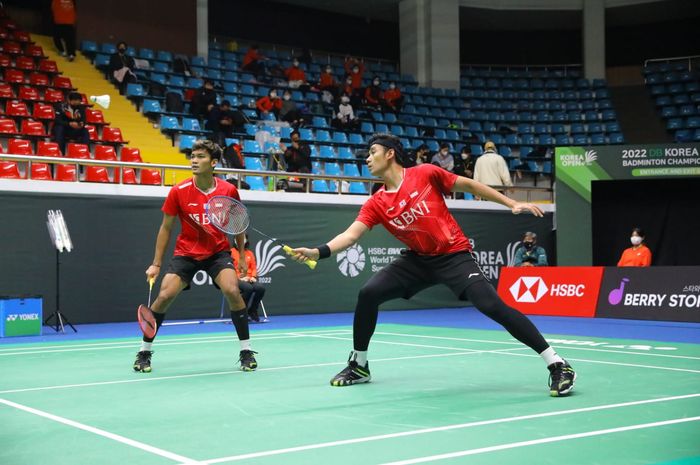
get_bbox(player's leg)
[452,254,576,396]
[331,254,431,386]
[210,253,257,371]
[247,282,266,322]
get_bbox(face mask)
[283,95,291,101]
[293,61,299,67]
[346,80,352,85]
[352,68,359,73]
[389,84,396,89]
[441,150,448,156]
[630,236,643,246]
[341,97,350,103]
[461,153,468,160]
[118,48,126,53]
[326,68,332,73]
[270,92,277,98]
[373,80,380,86]
[523,242,534,250]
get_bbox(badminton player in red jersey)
[292,134,575,396]
[133,139,258,373]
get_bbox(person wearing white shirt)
[473,141,513,192]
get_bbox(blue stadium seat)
[152,61,169,73]
[139,48,155,60]
[316,130,331,143]
[142,99,161,114]
[590,134,606,145]
[245,176,267,191]
[94,54,110,68]
[169,76,186,87]
[81,40,98,54]
[361,122,374,134]
[299,128,314,141]
[348,133,364,145]
[338,147,354,159]
[243,140,263,154]
[361,165,371,177]
[319,146,336,158]
[179,135,196,152]
[325,163,341,176]
[312,116,329,128]
[160,116,180,130]
[182,118,202,131]
[333,132,348,144]
[244,157,265,171]
[348,182,368,194]
[100,43,117,54]
[126,83,145,98]
[312,180,330,193]
[343,164,361,177]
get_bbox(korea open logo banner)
[597,266,700,323]
[497,267,604,317]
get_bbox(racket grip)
[283,245,317,270]
[148,277,155,289]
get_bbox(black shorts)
[166,250,235,290]
[376,249,488,300]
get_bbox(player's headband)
[368,137,406,166]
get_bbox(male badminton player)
[292,134,575,396]
[133,139,258,373]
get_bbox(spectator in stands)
[52,91,89,153]
[190,79,217,120]
[285,59,309,91]
[513,232,548,267]
[222,142,251,190]
[256,89,282,119]
[333,94,359,132]
[51,0,76,61]
[431,143,454,172]
[207,99,236,147]
[241,44,267,80]
[279,90,304,127]
[109,41,137,95]
[474,141,513,193]
[383,81,403,113]
[279,129,311,174]
[231,237,266,322]
[319,65,339,102]
[364,76,383,110]
[458,146,475,178]
[344,57,365,107]
[617,227,652,267]
[295,47,313,66]
[414,144,431,165]
[173,54,193,77]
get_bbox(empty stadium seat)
[30,162,52,181]
[102,127,125,143]
[85,165,111,183]
[66,143,90,159]
[122,168,137,184]
[0,161,23,178]
[8,138,32,155]
[120,147,143,163]
[140,169,162,185]
[245,176,267,191]
[311,179,330,193]
[21,119,46,136]
[348,182,368,194]
[37,141,62,157]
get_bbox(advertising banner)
[497,266,604,317]
[0,296,42,337]
[597,266,700,323]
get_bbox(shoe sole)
[133,366,151,373]
[330,376,371,387]
[240,364,257,371]
[550,372,576,397]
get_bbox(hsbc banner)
[597,266,700,323]
[497,267,604,317]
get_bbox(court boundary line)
[0,397,200,464]
[193,393,700,464]
[379,416,700,465]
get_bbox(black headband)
[368,137,405,165]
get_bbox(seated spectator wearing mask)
[333,94,359,131]
[279,90,304,127]
[256,89,282,119]
[513,232,548,267]
[319,65,339,101]
[383,82,403,113]
[364,76,383,110]
[617,227,652,267]
[285,59,309,91]
[431,143,454,172]
[109,41,136,95]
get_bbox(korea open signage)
[596,267,700,323]
[497,267,604,317]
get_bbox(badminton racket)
[204,195,317,270]
[137,277,157,338]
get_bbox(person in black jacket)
[109,41,137,95]
[206,99,238,147]
[52,92,89,153]
[190,80,217,120]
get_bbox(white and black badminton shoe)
[548,360,576,396]
[133,350,153,373]
[330,352,371,386]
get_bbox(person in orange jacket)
[256,89,282,119]
[285,59,308,90]
[383,82,404,113]
[617,227,652,267]
[231,238,266,322]
[319,65,339,101]
[51,0,77,61]
[241,44,268,80]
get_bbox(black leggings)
[353,273,549,354]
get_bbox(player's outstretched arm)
[291,221,369,262]
[452,176,544,217]
[146,214,176,281]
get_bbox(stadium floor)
[1,308,699,465]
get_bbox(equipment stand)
[43,248,77,333]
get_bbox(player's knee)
[357,282,384,306]
[157,288,178,303]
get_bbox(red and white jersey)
[162,177,240,260]
[356,164,471,255]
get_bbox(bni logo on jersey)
[337,244,366,277]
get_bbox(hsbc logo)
[509,277,549,303]
[509,277,586,303]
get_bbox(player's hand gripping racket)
[137,278,157,339]
[204,195,317,270]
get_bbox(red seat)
[29,72,49,86]
[38,60,58,73]
[21,119,46,136]
[15,56,34,71]
[102,127,125,142]
[85,108,104,124]
[8,138,32,155]
[0,83,14,98]
[4,68,24,84]
[37,141,62,157]
[11,31,30,43]
[94,145,117,160]
[6,100,29,117]
[30,162,53,180]
[53,76,73,89]
[18,86,40,101]
[140,169,162,185]
[66,143,90,159]
[0,117,17,133]
[32,102,54,121]
[85,124,98,141]
[85,165,112,183]
[122,167,137,184]
[43,88,64,103]
[0,161,23,178]
[120,147,143,163]
[55,164,77,182]
[2,41,21,55]
[1,19,19,30]
[0,53,11,67]
[26,44,44,57]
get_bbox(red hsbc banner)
[497,267,604,317]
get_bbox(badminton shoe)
[239,350,258,371]
[548,360,576,396]
[330,352,371,386]
[133,350,152,373]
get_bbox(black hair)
[367,133,406,166]
[439,142,450,150]
[191,139,222,161]
[416,143,429,152]
[67,92,81,101]
[632,227,645,237]
[221,99,231,107]
[290,129,300,138]
[117,41,127,49]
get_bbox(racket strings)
[206,197,250,235]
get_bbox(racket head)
[204,195,250,235]
[137,304,157,339]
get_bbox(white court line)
[380,416,700,465]
[195,393,700,464]
[375,331,700,361]
[0,349,509,395]
[0,397,200,464]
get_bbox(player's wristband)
[316,244,331,260]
